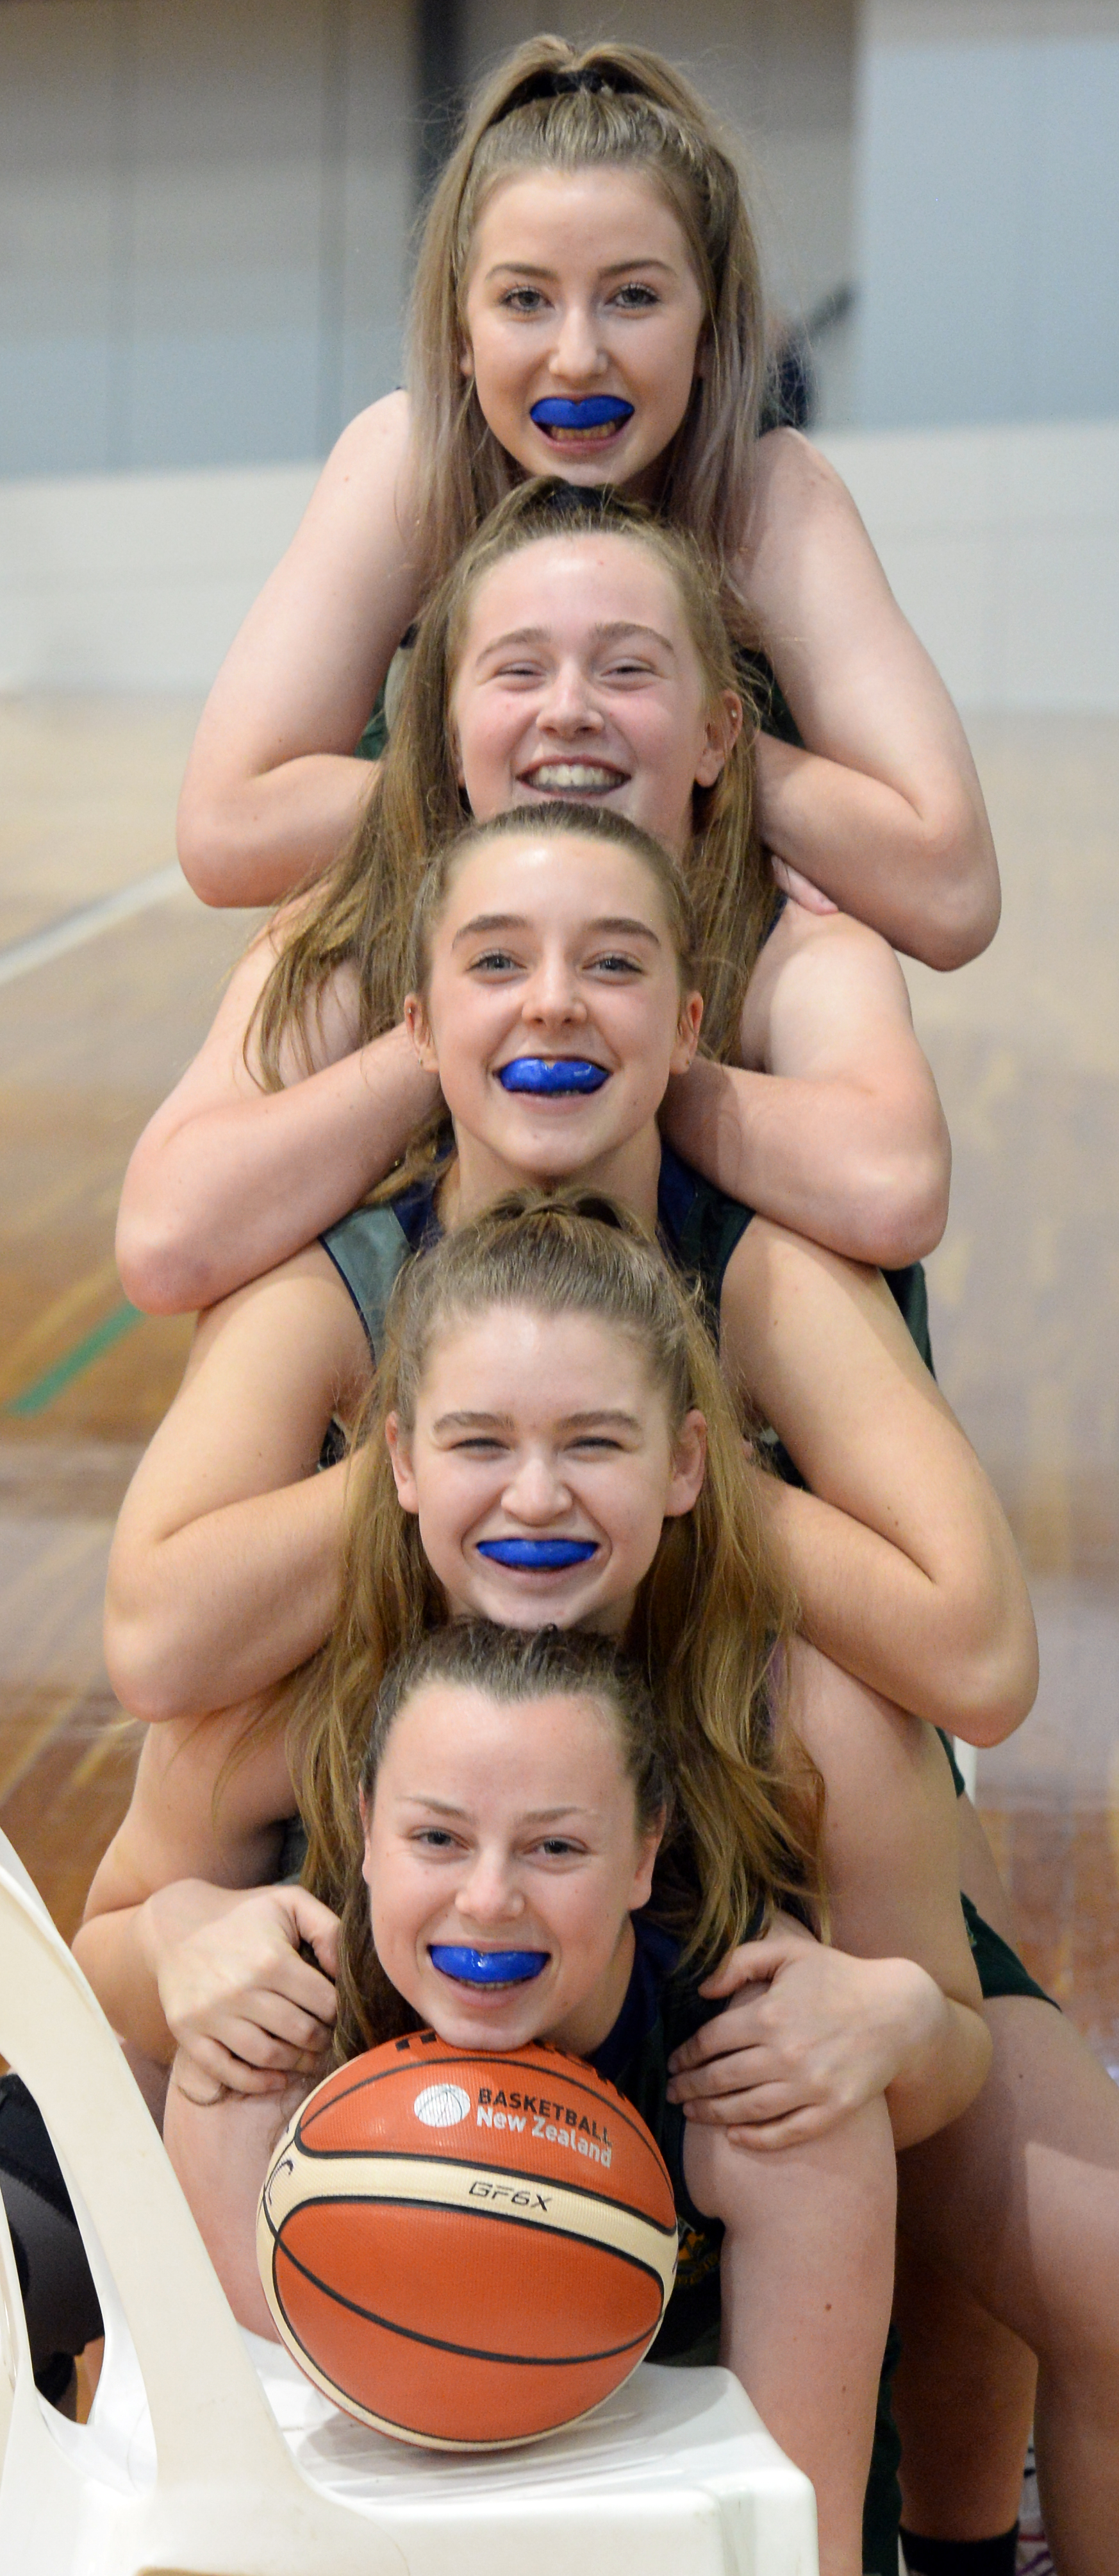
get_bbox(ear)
[693,687,743,790]
[663,1408,707,1519]
[669,986,703,1076]
[630,1810,667,1911]
[385,1411,419,1513]
[404,990,440,1073]
[459,333,475,383]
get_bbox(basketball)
[256,2031,679,2448]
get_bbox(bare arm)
[739,432,1000,969]
[722,1221,1038,1743]
[116,925,438,1314]
[661,901,950,1267]
[104,1244,371,1721]
[176,394,422,908]
[163,2060,308,2336]
[668,1644,991,2151]
[74,1711,338,2091]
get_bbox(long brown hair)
[335,1621,673,2062]
[253,480,775,1088]
[290,1194,822,2058]
[406,36,767,595]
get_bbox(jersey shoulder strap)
[657,1144,754,1339]
[320,1201,413,1359]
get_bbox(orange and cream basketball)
[257,2030,679,2448]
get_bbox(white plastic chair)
[0,1833,818,2575]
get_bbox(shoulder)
[290,390,422,571]
[742,899,913,1062]
[188,1238,371,1400]
[733,430,871,617]
[745,428,857,540]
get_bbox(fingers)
[696,1924,814,2000]
[172,2034,292,2100]
[285,1886,342,1976]
[770,857,838,915]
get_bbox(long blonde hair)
[290,1194,822,2058]
[406,35,767,594]
[253,480,775,1087]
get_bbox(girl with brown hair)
[173,35,997,975]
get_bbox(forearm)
[754,735,999,971]
[757,1473,1033,1743]
[118,1023,438,1315]
[105,1466,345,1722]
[887,1993,992,2151]
[177,751,377,909]
[163,2061,304,2335]
[663,1057,949,1267]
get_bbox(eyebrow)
[474,622,676,660]
[399,1796,593,1825]
[449,912,661,949]
[483,259,677,285]
[429,1408,644,1435]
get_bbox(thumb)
[283,1887,342,1980]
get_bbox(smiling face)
[405,828,702,1219]
[386,1305,706,1635]
[449,533,739,858]
[461,167,706,494]
[363,1677,661,2053]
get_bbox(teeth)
[529,764,621,792]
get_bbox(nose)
[520,951,588,1031]
[536,658,604,740]
[501,1449,574,1525]
[456,1851,524,1928]
[549,300,607,386]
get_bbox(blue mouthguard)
[498,1057,608,1095]
[477,1537,597,1569]
[531,395,634,431]
[430,1946,548,1986]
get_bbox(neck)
[444,1123,663,1232]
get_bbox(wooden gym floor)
[1,694,1117,2068]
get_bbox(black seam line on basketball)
[273,2196,669,2289]
[280,2154,677,2241]
[272,2232,659,2368]
[303,2058,652,2147]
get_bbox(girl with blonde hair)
[174,35,997,969]
[120,482,948,1334]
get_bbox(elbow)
[176,797,229,910]
[104,1609,196,1727]
[176,783,253,911]
[841,1131,952,1270]
[115,1201,217,1318]
[906,809,1002,973]
[936,1593,1040,1750]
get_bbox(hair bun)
[495,62,638,121]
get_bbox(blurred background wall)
[1,0,1117,2032]
[2,0,1117,703]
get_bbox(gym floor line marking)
[4,1303,142,1417]
[0,864,185,989]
